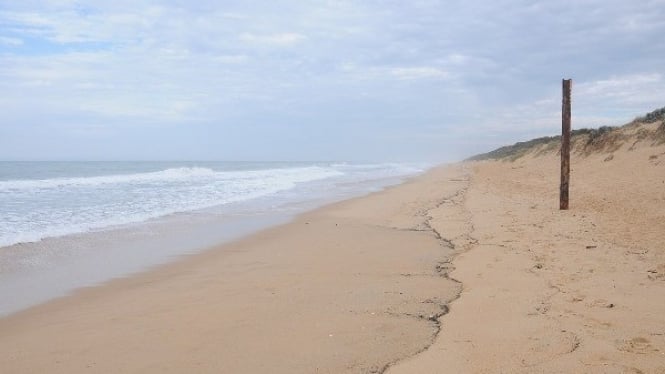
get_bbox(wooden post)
[560,79,572,210]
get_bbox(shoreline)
[3,136,663,373]
[0,164,470,373]
[0,167,418,317]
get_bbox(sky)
[1,0,664,162]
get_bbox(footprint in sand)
[521,331,579,367]
[617,337,657,354]
[647,264,665,281]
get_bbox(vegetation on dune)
[636,106,665,123]
[466,136,557,161]
[469,106,665,161]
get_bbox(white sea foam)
[0,162,426,248]
[0,167,213,190]
[0,161,429,317]
[0,165,348,247]
[0,166,345,191]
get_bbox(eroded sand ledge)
[0,165,472,373]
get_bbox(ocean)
[0,161,426,315]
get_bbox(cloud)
[212,55,249,64]
[390,67,449,80]
[1,1,665,161]
[0,36,23,46]
[576,74,665,104]
[339,64,450,82]
[239,32,306,46]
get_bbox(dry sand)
[390,122,665,373]
[1,122,664,373]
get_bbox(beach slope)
[0,165,471,373]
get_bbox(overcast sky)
[1,0,664,161]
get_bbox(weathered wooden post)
[560,79,572,210]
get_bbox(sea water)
[0,161,426,315]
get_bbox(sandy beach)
[391,121,665,373]
[1,122,664,373]
[0,164,470,373]
[3,2,665,372]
